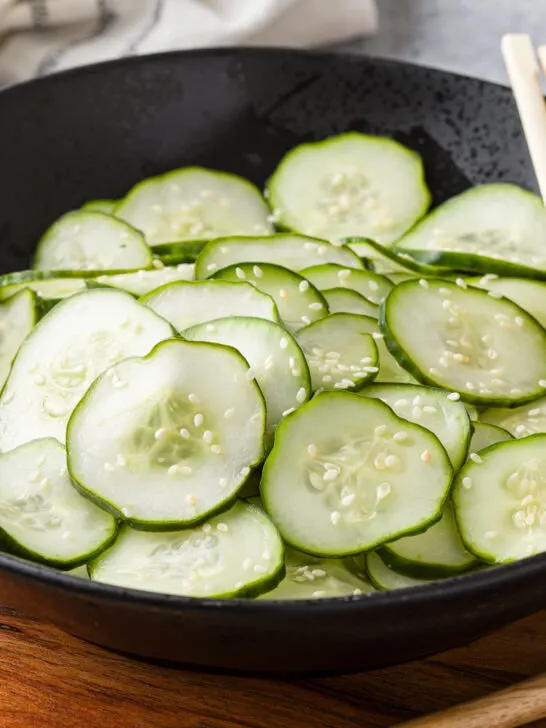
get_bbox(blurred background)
[0,0,545,84]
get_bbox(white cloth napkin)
[0,0,378,84]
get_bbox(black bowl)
[0,48,541,674]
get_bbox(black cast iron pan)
[0,47,540,674]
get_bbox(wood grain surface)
[1,606,546,728]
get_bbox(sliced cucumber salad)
[3,131,546,601]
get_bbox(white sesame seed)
[279,288,289,299]
[420,450,432,462]
[419,279,429,289]
[219,477,228,488]
[369,281,379,291]
[307,444,317,457]
[301,315,311,325]
[194,413,204,427]
[296,387,307,403]
[394,398,409,408]
[441,300,451,310]
[188,393,200,404]
[455,278,467,289]
[235,267,246,279]
[439,357,448,368]
[338,269,351,280]
[363,366,379,373]
[447,392,460,401]
[412,406,422,419]
[154,428,166,440]
[317,245,327,256]
[211,445,222,455]
[324,469,338,482]
[104,462,115,472]
[470,452,483,464]
[385,454,399,468]
[515,424,527,434]
[372,332,384,340]
[253,266,263,278]
[116,454,127,467]
[309,302,323,311]
[423,405,437,414]
[341,493,355,506]
[167,465,178,476]
[203,430,213,444]
[224,408,235,419]
[540,380,546,388]
[376,481,391,500]
[298,279,310,293]
[514,316,524,327]
[375,424,388,437]
[206,263,218,272]
[330,510,341,525]
[180,465,192,475]
[393,431,408,441]
[429,368,440,376]
[280,337,288,349]
[462,476,472,489]
[529,408,541,416]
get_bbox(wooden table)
[1,607,546,728]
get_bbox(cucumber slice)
[480,396,546,438]
[322,288,378,318]
[142,280,279,332]
[342,314,415,385]
[195,234,363,279]
[261,392,452,556]
[0,289,173,453]
[93,264,195,297]
[469,275,546,328]
[359,383,471,470]
[115,168,273,244]
[346,237,452,277]
[381,278,546,406]
[301,263,393,305]
[365,552,435,590]
[266,133,430,246]
[453,434,546,562]
[33,211,152,272]
[0,289,40,389]
[185,317,310,448]
[379,503,477,578]
[89,501,283,598]
[395,184,546,279]
[470,422,513,452]
[67,339,266,529]
[0,271,87,302]
[0,438,116,569]
[151,241,206,264]
[211,262,327,332]
[82,199,117,214]
[295,313,379,392]
[68,564,90,579]
[259,546,374,600]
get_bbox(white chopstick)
[502,34,546,204]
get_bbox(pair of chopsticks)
[391,34,546,728]
[502,34,546,203]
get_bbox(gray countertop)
[340,0,546,85]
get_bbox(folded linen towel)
[0,0,378,83]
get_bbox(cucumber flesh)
[381,278,546,406]
[0,438,116,569]
[0,271,88,302]
[115,167,273,244]
[295,313,379,392]
[67,339,266,529]
[348,315,416,385]
[89,501,284,598]
[301,263,393,305]
[195,234,363,279]
[261,392,452,556]
[379,503,476,578]
[212,262,327,332]
[259,546,374,600]
[469,275,546,328]
[470,422,513,452]
[151,241,206,264]
[395,184,546,278]
[0,289,173,453]
[365,551,435,590]
[359,383,471,470]
[93,264,195,297]
[185,317,310,448]
[0,289,40,389]
[266,133,430,246]
[82,200,117,214]
[142,280,279,332]
[453,434,546,562]
[33,211,152,272]
[322,288,378,318]
[480,396,546,438]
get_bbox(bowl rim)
[0,45,533,616]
